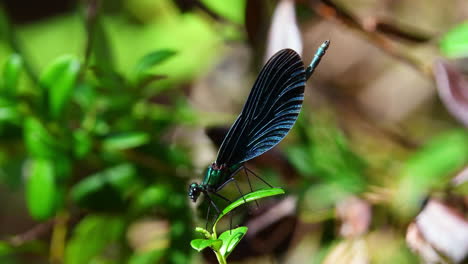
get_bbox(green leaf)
[26,158,57,220]
[406,131,468,178]
[102,132,150,151]
[73,82,96,110]
[394,130,468,218]
[190,239,222,252]
[132,184,169,212]
[72,163,136,198]
[290,113,365,194]
[0,241,13,256]
[212,188,285,234]
[71,164,137,210]
[285,145,315,175]
[65,215,125,264]
[440,21,468,58]
[0,97,20,123]
[39,55,80,118]
[131,50,175,85]
[2,53,23,94]
[218,226,247,258]
[24,117,63,159]
[88,18,115,73]
[73,129,92,158]
[195,227,212,239]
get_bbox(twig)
[83,0,100,68]
[122,148,191,177]
[7,219,55,246]
[309,0,433,78]
[6,211,83,247]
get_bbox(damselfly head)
[188,183,202,202]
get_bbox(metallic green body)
[201,163,242,190]
[188,163,243,202]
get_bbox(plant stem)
[212,231,227,263]
[50,211,69,263]
[214,250,227,264]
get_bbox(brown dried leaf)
[336,196,372,238]
[406,222,442,264]
[323,239,369,264]
[265,0,302,60]
[433,60,468,127]
[408,199,468,263]
[452,166,468,186]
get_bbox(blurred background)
[0,0,467,263]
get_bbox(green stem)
[214,250,227,264]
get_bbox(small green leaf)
[102,132,150,150]
[218,226,248,258]
[212,188,285,234]
[440,21,468,58]
[0,97,20,122]
[73,129,92,158]
[26,158,57,220]
[132,185,169,212]
[190,239,222,252]
[2,54,23,94]
[39,55,80,118]
[71,175,102,202]
[131,50,175,84]
[71,164,137,210]
[195,227,212,239]
[74,82,96,110]
[24,117,63,159]
[88,18,115,73]
[285,145,315,175]
[0,241,13,256]
[291,113,366,194]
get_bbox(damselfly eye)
[188,183,201,202]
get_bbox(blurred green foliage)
[393,130,468,218]
[440,21,468,58]
[286,109,366,212]
[0,0,217,262]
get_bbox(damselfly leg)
[244,166,273,188]
[244,167,259,208]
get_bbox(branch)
[309,0,433,78]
